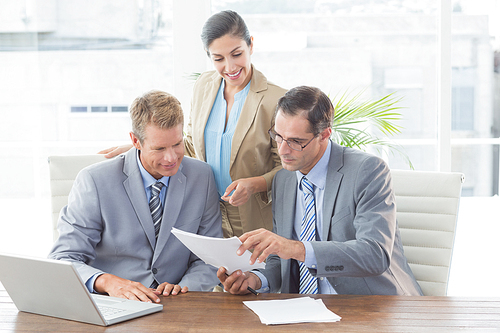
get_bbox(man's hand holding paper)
[170,228,265,274]
[217,267,262,295]
[237,228,306,264]
[217,228,306,294]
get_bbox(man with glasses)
[217,86,423,296]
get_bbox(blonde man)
[50,90,222,303]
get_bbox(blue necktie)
[149,181,164,289]
[149,181,165,240]
[299,176,318,294]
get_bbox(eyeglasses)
[268,128,317,152]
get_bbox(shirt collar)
[218,78,252,100]
[136,149,170,189]
[296,140,331,190]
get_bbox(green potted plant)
[330,89,412,169]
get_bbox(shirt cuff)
[86,272,104,293]
[302,241,318,270]
[251,270,270,293]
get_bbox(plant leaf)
[330,88,413,169]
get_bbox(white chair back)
[391,169,464,296]
[48,155,108,242]
[47,157,464,295]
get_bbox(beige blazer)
[186,65,287,233]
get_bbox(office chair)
[391,169,464,296]
[48,155,108,242]
[47,156,463,296]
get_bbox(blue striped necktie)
[149,181,165,240]
[299,176,318,294]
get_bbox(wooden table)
[1,289,499,332]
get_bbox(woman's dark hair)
[201,10,251,56]
[275,86,334,135]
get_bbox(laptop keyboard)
[98,305,126,317]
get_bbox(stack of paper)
[243,297,341,325]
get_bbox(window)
[70,106,88,113]
[452,86,474,131]
[111,106,128,113]
[0,0,174,256]
[70,105,129,113]
[1,0,499,297]
[90,106,108,113]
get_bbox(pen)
[224,273,259,296]
[247,286,259,296]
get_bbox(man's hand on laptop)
[94,274,161,303]
[153,282,188,296]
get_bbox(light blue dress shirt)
[86,150,170,292]
[255,141,336,294]
[204,79,251,197]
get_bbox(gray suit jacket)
[260,142,423,295]
[49,148,222,291]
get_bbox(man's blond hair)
[130,90,184,143]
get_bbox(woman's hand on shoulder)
[97,144,133,158]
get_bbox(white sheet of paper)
[243,297,341,325]
[171,227,265,274]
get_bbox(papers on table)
[171,227,265,274]
[243,297,341,325]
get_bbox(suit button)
[325,266,330,271]
[152,268,158,274]
[339,266,344,271]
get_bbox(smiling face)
[130,123,184,179]
[207,34,253,91]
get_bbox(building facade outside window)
[1,0,499,297]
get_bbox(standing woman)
[101,11,286,238]
[188,10,286,237]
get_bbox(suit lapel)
[230,66,266,171]
[123,148,156,250]
[153,164,186,262]
[278,171,297,293]
[322,142,345,240]
[280,172,297,239]
[194,72,221,162]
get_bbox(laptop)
[0,253,163,326]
